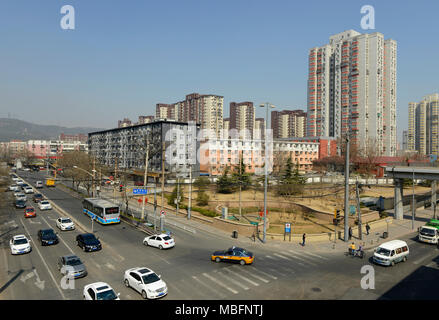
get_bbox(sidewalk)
[92,185,433,254]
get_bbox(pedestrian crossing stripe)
[230,265,269,283]
[191,276,227,299]
[202,273,238,294]
[248,266,278,280]
[292,250,329,261]
[281,251,318,266]
[221,267,259,286]
[216,270,250,290]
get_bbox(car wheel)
[240,259,246,266]
[142,290,148,299]
[159,245,163,250]
[82,246,86,252]
[124,279,130,288]
[143,240,148,246]
[391,260,395,266]
[215,257,221,263]
[403,256,407,262]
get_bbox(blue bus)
[82,198,120,225]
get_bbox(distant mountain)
[0,118,106,142]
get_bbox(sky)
[0,0,438,143]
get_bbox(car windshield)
[96,289,118,300]
[25,208,34,212]
[142,273,160,284]
[14,238,28,245]
[66,258,82,266]
[163,236,172,241]
[83,234,96,240]
[376,248,391,256]
[421,228,436,236]
[42,230,55,236]
[35,194,42,198]
[41,201,49,205]
[61,218,72,223]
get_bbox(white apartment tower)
[307,30,397,156]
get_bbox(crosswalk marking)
[273,253,291,260]
[221,267,259,286]
[216,270,249,290]
[282,251,317,266]
[191,276,227,299]
[291,250,328,261]
[266,267,289,277]
[230,265,269,283]
[202,273,238,294]
[249,266,278,280]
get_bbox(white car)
[23,186,34,194]
[14,192,27,201]
[83,282,120,300]
[123,267,168,299]
[11,176,19,182]
[22,168,30,172]
[143,234,175,249]
[38,200,52,210]
[56,217,75,231]
[9,185,20,192]
[10,235,32,255]
[16,180,25,186]
[35,181,43,188]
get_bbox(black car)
[15,200,26,209]
[76,233,102,252]
[33,193,44,203]
[37,229,59,246]
[20,184,29,190]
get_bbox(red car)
[24,207,36,218]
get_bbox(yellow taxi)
[211,246,254,265]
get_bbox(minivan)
[373,240,409,266]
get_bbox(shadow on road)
[0,269,24,295]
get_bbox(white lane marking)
[266,267,289,277]
[413,254,432,265]
[19,218,67,300]
[105,263,116,270]
[273,253,293,261]
[27,220,42,225]
[230,265,269,283]
[248,266,278,280]
[191,276,227,299]
[40,216,75,254]
[221,267,259,286]
[202,273,238,294]
[281,251,317,266]
[291,250,328,261]
[91,260,102,269]
[167,282,185,297]
[216,269,250,290]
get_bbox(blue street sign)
[285,223,291,233]
[133,188,148,195]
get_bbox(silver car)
[58,255,87,279]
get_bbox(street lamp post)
[259,102,275,243]
[73,166,97,197]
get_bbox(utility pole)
[161,141,165,214]
[355,179,362,240]
[344,134,350,242]
[188,166,192,220]
[176,176,180,216]
[92,157,96,198]
[239,149,242,220]
[412,168,415,230]
[154,177,157,232]
[141,141,149,221]
[113,157,118,202]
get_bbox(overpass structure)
[385,166,439,220]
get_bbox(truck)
[45,178,55,187]
[418,219,439,244]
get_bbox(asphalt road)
[2,170,439,300]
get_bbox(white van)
[373,240,409,266]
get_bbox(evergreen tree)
[232,156,252,190]
[216,167,235,194]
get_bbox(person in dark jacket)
[348,227,352,240]
[366,223,370,235]
[302,233,306,246]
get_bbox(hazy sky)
[1,1,438,141]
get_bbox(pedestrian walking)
[348,226,352,240]
[302,233,306,246]
[366,223,370,235]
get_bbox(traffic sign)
[133,188,148,195]
[285,223,291,233]
[160,210,165,216]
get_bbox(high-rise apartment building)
[156,93,224,138]
[306,30,397,156]
[254,118,265,140]
[229,102,255,139]
[408,93,439,156]
[271,110,307,139]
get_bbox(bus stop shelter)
[385,166,439,220]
